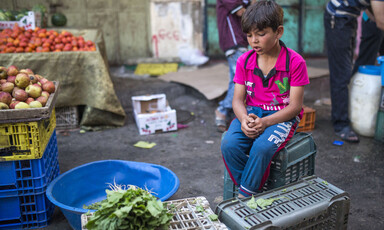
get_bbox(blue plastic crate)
[0,190,55,229]
[0,131,59,197]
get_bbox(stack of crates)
[0,110,59,229]
[216,176,350,229]
[223,132,317,200]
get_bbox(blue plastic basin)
[46,160,179,230]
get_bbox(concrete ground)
[44,58,383,230]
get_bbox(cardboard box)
[132,94,177,135]
[0,11,37,30]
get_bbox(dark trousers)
[324,11,357,131]
[352,19,384,74]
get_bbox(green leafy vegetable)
[247,196,258,209]
[247,196,286,209]
[208,214,218,221]
[83,184,173,230]
[195,205,205,213]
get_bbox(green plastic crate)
[374,110,384,142]
[223,132,317,200]
[216,176,350,230]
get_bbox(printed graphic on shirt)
[274,77,290,94]
[245,81,255,97]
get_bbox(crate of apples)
[0,65,56,110]
[0,23,96,53]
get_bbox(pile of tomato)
[0,24,96,53]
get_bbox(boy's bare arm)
[233,84,258,138]
[259,86,304,129]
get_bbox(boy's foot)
[215,109,227,133]
[335,126,360,143]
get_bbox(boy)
[221,0,309,197]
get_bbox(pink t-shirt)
[234,44,309,111]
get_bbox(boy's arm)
[233,83,258,137]
[258,86,304,129]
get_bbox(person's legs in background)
[352,17,384,74]
[324,11,359,142]
[216,49,246,132]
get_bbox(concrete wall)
[4,0,153,65]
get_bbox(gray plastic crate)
[216,176,350,230]
[223,132,317,200]
[55,106,79,129]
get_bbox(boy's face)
[246,26,283,55]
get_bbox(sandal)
[215,117,227,133]
[215,110,227,133]
[335,126,360,143]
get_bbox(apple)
[25,84,42,98]
[19,68,34,75]
[25,97,34,104]
[1,82,14,93]
[7,65,18,76]
[0,102,9,109]
[0,79,6,84]
[7,76,16,84]
[39,77,49,85]
[13,89,28,102]
[0,91,12,105]
[34,74,43,81]
[12,87,20,97]
[36,96,48,106]
[42,81,55,93]
[9,101,20,109]
[41,91,50,99]
[29,74,38,84]
[15,102,30,109]
[0,66,7,79]
[29,101,42,108]
[15,73,30,88]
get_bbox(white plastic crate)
[55,106,79,129]
[166,196,227,230]
[216,176,350,230]
[81,196,227,230]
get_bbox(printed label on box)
[0,11,36,30]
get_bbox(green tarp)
[0,29,126,128]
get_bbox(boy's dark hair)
[241,0,284,33]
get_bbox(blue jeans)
[217,50,246,116]
[221,106,298,197]
[324,11,357,132]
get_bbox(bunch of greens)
[84,184,173,230]
[247,196,286,210]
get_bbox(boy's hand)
[241,114,259,139]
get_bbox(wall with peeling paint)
[150,0,204,58]
[2,0,327,65]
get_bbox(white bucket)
[349,65,381,137]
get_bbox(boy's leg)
[238,119,298,197]
[221,118,253,186]
[216,50,246,131]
